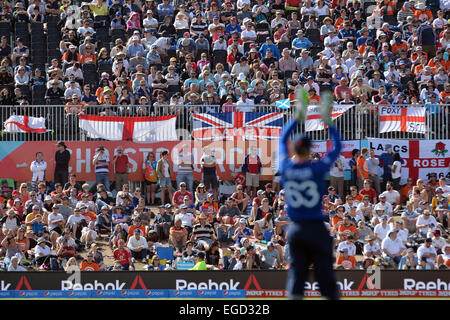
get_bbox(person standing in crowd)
[241,146,262,199]
[349,149,359,191]
[356,148,369,191]
[391,152,402,191]
[367,149,381,196]
[93,146,110,191]
[144,152,158,205]
[156,150,173,205]
[176,144,194,195]
[54,141,70,187]
[113,146,132,193]
[330,153,345,199]
[30,152,47,192]
[201,147,219,200]
[379,144,394,191]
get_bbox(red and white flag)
[379,106,426,134]
[305,104,353,132]
[78,114,178,142]
[3,115,50,133]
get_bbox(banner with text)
[367,138,450,184]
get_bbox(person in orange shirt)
[80,251,100,271]
[356,148,369,191]
[65,94,87,115]
[336,248,357,269]
[400,178,415,204]
[80,205,97,223]
[337,215,357,241]
[308,88,321,103]
[439,82,450,103]
[330,205,345,236]
[412,3,433,22]
[80,45,97,64]
[127,217,146,239]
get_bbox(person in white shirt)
[48,206,65,248]
[8,255,27,271]
[337,237,357,256]
[80,221,97,248]
[377,194,393,215]
[30,152,47,191]
[174,205,196,233]
[416,210,438,237]
[417,238,437,267]
[356,196,373,221]
[127,229,149,263]
[431,229,447,253]
[381,230,406,266]
[367,149,381,195]
[33,237,52,266]
[374,215,390,242]
[438,177,450,197]
[389,219,408,244]
[380,182,401,209]
[233,254,246,270]
[329,155,346,199]
[236,90,255,111]
[363,235,381,258]
[437,244,450,266]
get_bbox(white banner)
[79,114,178,142]
[378,106,426,134]
[3,115,49,133]
[305,104,354,132]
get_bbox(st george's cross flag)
[305,104,354,131]
[192,112,283,140]
[78,114,178,142]
[3,115,50,133]
[378,106,426,134]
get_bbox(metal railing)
[0,104,448,142]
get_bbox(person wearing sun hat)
[190,212,215,251]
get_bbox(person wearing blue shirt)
[338,21,357,43]
[225,17,242,35]
[157,0,174,20]
[379,143,394,190]
[258,37,280,60]
[279,112,341,300]
[126,37,145,59]
[291,30,313,52]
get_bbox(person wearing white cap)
[381,229,406,266]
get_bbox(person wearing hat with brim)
[34,236,53,267]
[381,228,406,267]
[190,212,216,251]
[363,234,381,258]
[416,209,438,237]
[54,140,70,187]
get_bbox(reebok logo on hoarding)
[176,279,240,290]
[61,280,126,290]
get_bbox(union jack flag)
[192,112,284,140]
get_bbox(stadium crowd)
[0,0,449,272]
[0,140,449,271]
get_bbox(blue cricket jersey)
[278,120,342,222]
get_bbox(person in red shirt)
[172,182,193,208]
[359,179,377,203]
[113,239,134,271]
[242,146,262,198]
[113,146,132,193]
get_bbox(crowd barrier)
[1,104,449,142]
[0,270,449,299]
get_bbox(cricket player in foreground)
[279,89,342,300]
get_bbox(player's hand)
[294,87,308,123]
[319,91,334,126]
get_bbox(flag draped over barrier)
[378,106,426,134]
[192,112,283,140]
[78,114,178,142]
[3,115,50,133]
[305,104,354,132]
